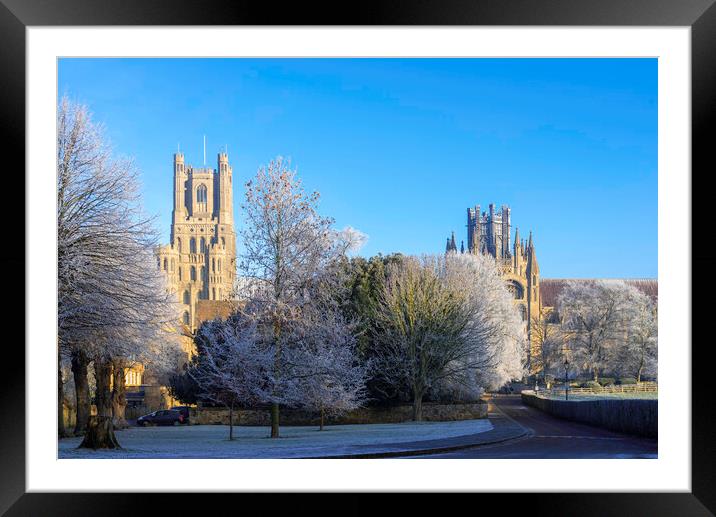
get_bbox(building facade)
[157,151,237,334]
[446,203,542,372]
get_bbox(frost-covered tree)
[287,301,370,431]
[238,157,366,438]
[372,253,524,421]
[557,280,638,382]
[190,315,273,440]
[530,309,565,384]
[57,97,182,447]
[619,289,658,382]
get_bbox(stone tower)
[447,203,541,372]
[157,151,237,333]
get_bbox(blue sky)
[58,58,657,278]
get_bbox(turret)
[216,151,233,225]
[172,152,187,229]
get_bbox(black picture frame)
[3,0,714,514]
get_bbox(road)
[417,395,657,459]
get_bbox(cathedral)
[156,151,238,336]
[126,151,238,409]
[445,203,542,370]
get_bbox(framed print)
[4,0,716,514]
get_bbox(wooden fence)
[544,382,657,396]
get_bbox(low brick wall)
[521,391,657,438]
[191,401,487,426]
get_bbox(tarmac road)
[417,395,658,459]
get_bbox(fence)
[544,382,657,397]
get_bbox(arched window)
[212,288,216,300]
[217,258,221,271]
[221,237,226,249]
[212,258,216,272]
[183,290,190,304]
[191,266,196,281]
[176,238,182,253]
[183,311,190,325]
[201,266,207,281]
[178,267,182,281]
[506,280,524,300]
[190,238,196,254]
[200,237,206,253]
[163,258,168,271]
[519,305,527,322]
[196,184,208,212]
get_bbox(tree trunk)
[593,368,599,383]
[79,415,121,450]
[58,360,67,438]
[270,402,280,438]
[79,357,121,449]
[413,393,423,422]
[319,407,324,431]
[71,349,90,436]
[111,359,129,429]
[228,400,234,441]
[637,366,643,383]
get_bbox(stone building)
[126,151,238,410]
[156,151,237,336]
[445,203,542,371]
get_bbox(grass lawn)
[58,418,493,459]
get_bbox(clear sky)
[58,58,657,278]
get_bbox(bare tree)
[239,157,342,438]
[530,308,565,384]
[372,253,524,421]
[57,97,182,447]
[190,315,273,440]
[557,280,637,382]
[620,289,658,382]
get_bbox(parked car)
[137,409,184,426]
[170,406,191,424]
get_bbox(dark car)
[137,409,184,426]
[170,406,191,425]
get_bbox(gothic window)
[506,280,524,300]
[201,266,207,281]
[176,238,182,253]
[191,266,196,281]
[212,258,216,272]
[519,305,527,322]
[190,238,196,254]
[221,237,226,249]
[183,290,190,304]
[200,237,206,253]
[183,311,190,325]
[178,267,182,281]
[196,184,208,212]
[217,258,221,271]
[163,258,168,271]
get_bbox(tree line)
[531,280,657,385]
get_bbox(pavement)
[313,396,528,459]
[410,395,658,459]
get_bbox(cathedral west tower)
[157,151,237,334]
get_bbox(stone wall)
[191,401,488,426]
[521,391,657,438]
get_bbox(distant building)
[128,151,239,410]
[156,151,237,335]
[445,203,542,372]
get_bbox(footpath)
[310,397,529,459]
